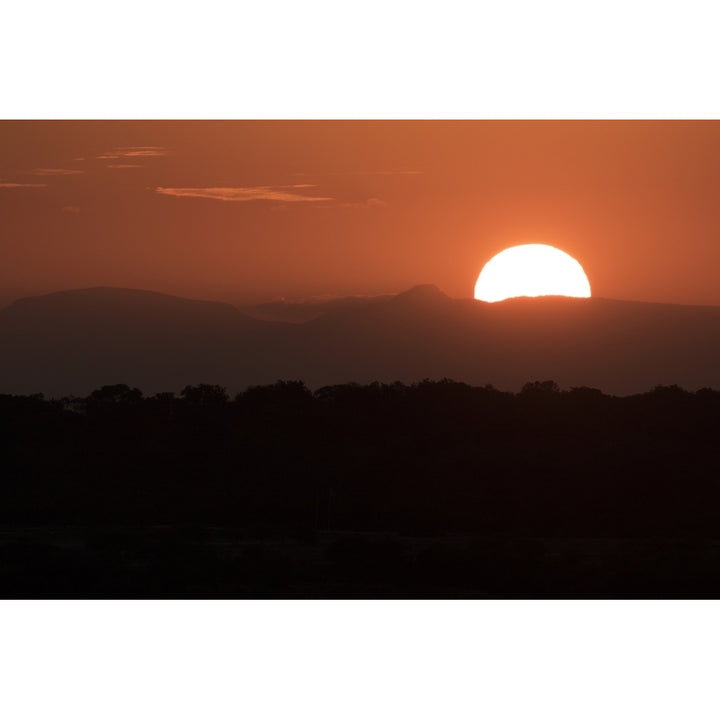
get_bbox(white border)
[2,1,720,118]
[2,601,719,719]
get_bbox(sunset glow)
[474,244,591,302]
[3,121,720,308]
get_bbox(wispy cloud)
[99,146,168,160]
[0,182,47,188]
[106,164,143,169]
[31,168,85,176]
[153,185,333,203]
[297,169,423,177]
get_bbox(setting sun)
[474,244,592,302]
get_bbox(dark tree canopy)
[2,379,720,597]
[180,384,229,405]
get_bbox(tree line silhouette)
[2,379,720,597]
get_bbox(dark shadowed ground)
[2,380,720,598]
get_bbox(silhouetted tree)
[521,380,560,395]
[568,386,604,397]
[151,392,176,402]
[89,384,143,404]
[241,380,312,410]
[649,384,690,398]
[180,384,229,405]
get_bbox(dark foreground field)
[2,379,720,598]
[3,527,720,598]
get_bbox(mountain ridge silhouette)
[2,285,720,397]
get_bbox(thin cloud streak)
[297,170,423,177]
[99,146,168,160]
[0,182,47,188]
[107,164,143,169]
[154,185,333,203]
[31,168,85,176]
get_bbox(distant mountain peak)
[392,284,451,303]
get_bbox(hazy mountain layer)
[2,285,719,397]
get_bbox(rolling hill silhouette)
[2,285,720,396]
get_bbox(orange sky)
[2,120,720,307]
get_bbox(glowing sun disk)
[474,244,591,302]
